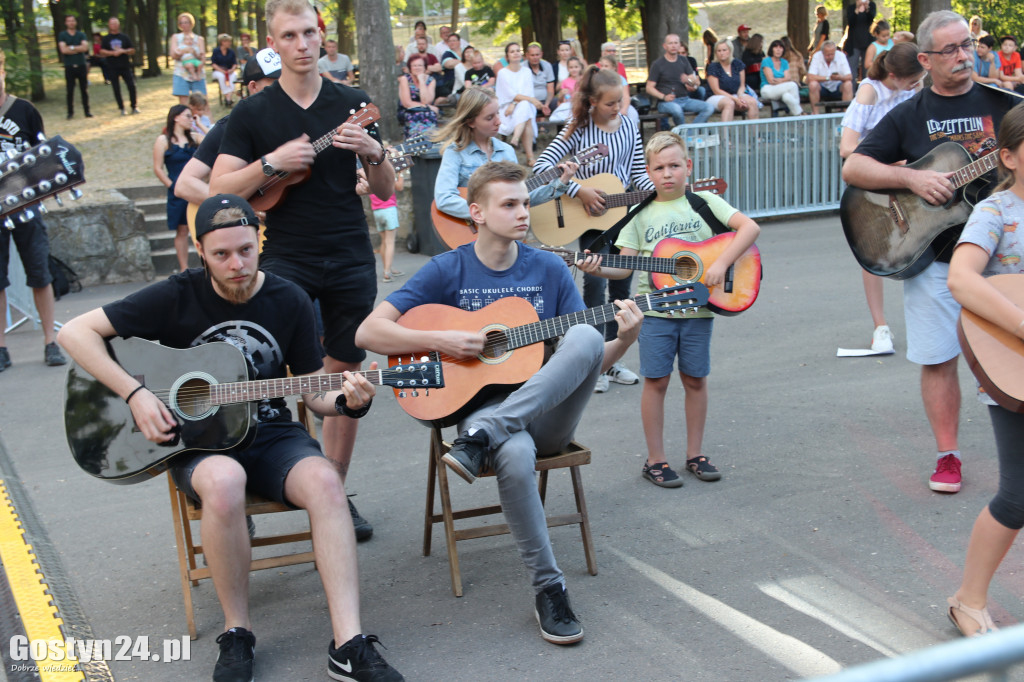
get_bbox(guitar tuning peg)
[419,356,429,363]
[38,180,51,192]
[3,217,13,230]
[3,195,18,208]
[37,144,50,156]
[21,153,35,166]
[54,172,68,185]
[21,188,35,201]
[411,389,419,397]
[19,208,35,222]
[398,390,406,398]
[54,194,63,207]
[69,188,83,200]
[5,149,17,159]
[37,203,47,214]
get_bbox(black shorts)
[260,257,376,363]
[0,217,53,290]
[170,420,325,507]
[819,87,843,101]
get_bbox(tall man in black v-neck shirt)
[210,0,394,542]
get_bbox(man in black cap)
[56,194,405,682]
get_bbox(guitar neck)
[557,251,688,277]
[602,189,654,209]
[210,371,379,405]
[526,166,562,191]
[951,153,998,190]
[505,292,678,350]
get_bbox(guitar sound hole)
[481,330,510,360]
[674,256,699,281]
[175,378,213,418]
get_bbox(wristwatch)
[260,155,275,176]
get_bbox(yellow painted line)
[0,479,83,681]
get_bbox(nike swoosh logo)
[333,657,353,673]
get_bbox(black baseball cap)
[242,47,282,83]
[194,194,259,240]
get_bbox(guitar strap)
[581,192,656,253]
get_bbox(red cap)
[737,24,752,32]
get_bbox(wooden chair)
[168,400,318,639]
[423,426,597,597]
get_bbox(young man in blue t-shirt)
[356,161,643,646]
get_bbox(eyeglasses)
[924,38,976,58]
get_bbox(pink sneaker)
[929,453,962,493]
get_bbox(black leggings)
[987,405,1024,530]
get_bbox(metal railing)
[811,623,1024,681]
[672,113,846,220]
[4,251,40,333]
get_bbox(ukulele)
[430,143,610,250]
[543,232,761,316]
[531,177,727,247]
[248,102,382,212]
[65,337,444,484]
[389,283,708,427]
[840,140,997,279]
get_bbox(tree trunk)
[337,0,355,54]
[354,0,399,141]
[166,1,174,68]
[582,0,606,64]
[48,2,64,61]
[641,0,688,68]
[3,0,21,53]
[256,1,266,50]
[525,0,559,60]
[20,0,42,100]
[449,0,459,32]
[910,0,951,35]
[134,0,162,76]
[787,0,809,57]
[217,0,231,36]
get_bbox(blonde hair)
[466,161,525,207]
[644,131,688,165]
[431,87,498,152]
[265,0,314,34]
[218,33,232,44]
[177,12,196,29]
[188,92,208,108]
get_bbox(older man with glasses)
[843,11,1017,496]
[601,42,628,79]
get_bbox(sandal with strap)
[642,461,683,488]
[947,596,999,637]
[686,455,722,481]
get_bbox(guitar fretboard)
[951,152,998,190]
[502,291,693,351]
[556,251,697,278]
[210,370,382,405]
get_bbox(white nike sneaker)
[606,361,639,385]
[593,373,610,393]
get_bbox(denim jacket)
[434,138,568,219]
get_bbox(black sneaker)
[442,430,490,484]
[213,627,255,682]
[0,347,10,371]
[535,583,584,644]
[44,342,66,366]
[328,634,404,682]
[348,497,373,542]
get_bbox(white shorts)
[903,260,961,365]
[373,205,399,232]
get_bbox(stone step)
[144,212,169,236]
[134,196,168,217]
[150,245,201,276]
[117,184,166,202]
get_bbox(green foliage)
[954,2,1024,43]
[3,42,43,97]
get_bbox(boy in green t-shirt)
[580,131,760,487]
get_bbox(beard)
[211,269,258,304]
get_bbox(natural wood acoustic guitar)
[957,274,1024,413]
[531,176,726,247]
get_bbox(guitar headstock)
[690,177,727,195]
[572,143,610,167]
[347,103,382,130]
[643,282,710,315]
[395,134,432,157]
[389,154,414,173]
[380,360,445,390]
[539,246,576,265]
[0,136,85,228]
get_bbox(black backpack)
[49,255,82,300]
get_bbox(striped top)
[534,114,654,197]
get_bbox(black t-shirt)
[465,66,494,88]
[856,83,1017,259]
[218,80,379,264]
[193,114,230,168]
[103,269,322,423]
[437,49,457,90]
[101,32,133,69]
[0,97,44,152]
[846,1,876,52]
[648,55,696,98]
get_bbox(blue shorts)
[0,217,53,289]
[373,206,399,232]
[172,75,207,96]
[170,421,325,507]
[638,315,713,379]
[261,256,376,363]
[903,260,960,365]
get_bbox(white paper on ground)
[836,347,896,357]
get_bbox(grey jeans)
[459,323,605,592]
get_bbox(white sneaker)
[871,325,895,353]
[606,361,639,385]
[593,373,610,393]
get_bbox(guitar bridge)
[888,194,909,235]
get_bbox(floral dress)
[401,73,438,138]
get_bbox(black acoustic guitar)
[64,337,444,484]
[840,140,997,280]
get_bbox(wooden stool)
[423,427,597,597]
[168,400,318,638]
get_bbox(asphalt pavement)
[1,213,1021,681]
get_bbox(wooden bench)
[638,112,671,141]
[822,99,852,113]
